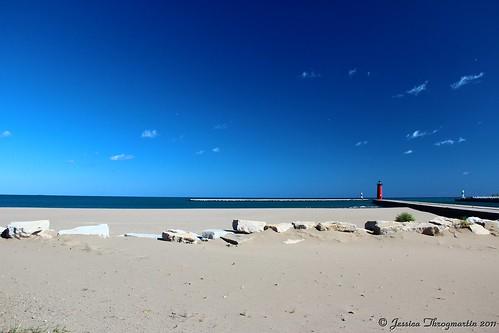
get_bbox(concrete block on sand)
[2,220,50,239]
[316,221,357,232]
[466,217,499,234]
[58,224,110,238]
[292,221,317,230]
[124,233,161,239]
[366,221,444,236]
[162,229,199,244]
[201,229,229,239]
[232,219,266,234]
[220,233,254,246]
[265,223,293,233]
[429,216,461,228]
[469,224,491,235]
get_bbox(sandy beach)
[1,207,499,332]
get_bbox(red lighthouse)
[376,181,383,200]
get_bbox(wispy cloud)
[434,139,455,146]
[462,171,470,176]
[195,150,205,155]
[450,72,484,90]
[355,141,368,147]
[403,150,413,154]
[213,123,228,130]
[110,154,134,161]
[1,130,12,138]
[406,129,438,140]
[141,129,158,138]
[406,81,428,96]
[212,147,220,153]
[299,71,321,79]
[348,68,357,77]
[434,137,466,146]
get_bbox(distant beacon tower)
[461,190,465,199]
[377,181,383,200]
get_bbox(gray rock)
[162,229,199,244]
[469,224,490,235]
[265,223,293,233]
[201,229,229,239]
[3,220,50,239]
[316,221,357,232]
[292,221,317,230]
[232,219,266,234]
[220,234,254,246]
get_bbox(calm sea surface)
[0,195,498,209]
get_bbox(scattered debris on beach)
[58,224,110,238]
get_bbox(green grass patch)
[395,212,415,222]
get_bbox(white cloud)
[392,94,405,98]
[355,141,368,147]
[212,147,220,153]
[110,154,134,161]
[450,72,484,90]
[195,150,205,155]
[348,68,357,77]
[299,71,321,79]
[141,129,158,138]
[1,130,12,138]
[434,139,455,146]
[434,137,466,146]
[404,150,413,154]
[406,130,424,139]
[406,81,428,96]
[462,171,470,176]
[213,123,228,130]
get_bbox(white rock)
[3,220,50,239]
[232,219,266,233]
[292,221,317,230]
[162,229,199,243]
[124,233,161,239]
[265,223,293,233]
[403,222,444,236]
[365,221,405,235]
[469,224,490,235]
[429,216,461,228]
[58,224,110,238]
[201,229,229,239]
[316,221,357,232]
[283,239,304,245]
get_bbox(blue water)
[0,195,375,209]
[0,195,498,209]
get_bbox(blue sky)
[0,0,498,197]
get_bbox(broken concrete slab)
[124,233,161,239]
[201,229,229,239]
[58,224,110,238]
[469,224,491,235]
[316,221,357,232]
[232,219,266,234]
[292,221,317,230]
[429,216,461,228]
[2,220,50,239]
[283,239,304,245]
[162,229,199,244]
[220,233,254,246]
[265,223,293,233]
